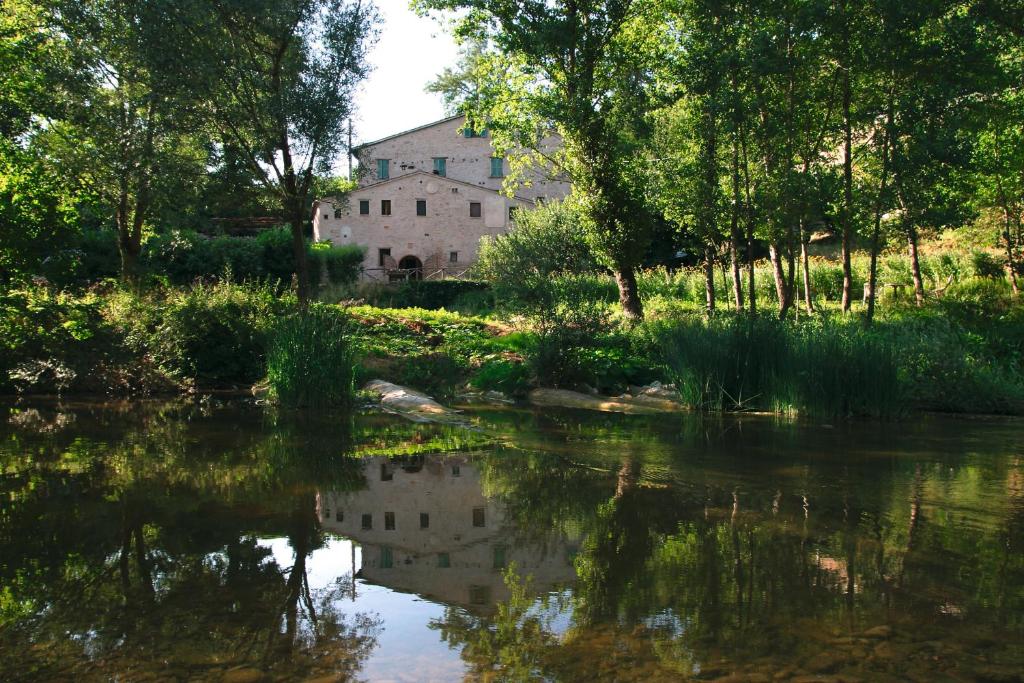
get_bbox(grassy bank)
[2,254,1022,417]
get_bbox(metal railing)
[361,266,476,283]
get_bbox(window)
[335,510,344,523]
[377,159,389,180]
[361,513,372,530]
[433,157,447,176]
[385,511,395,530]
[469,202,482,218]
[490,157,504,178]
[472,507,486,528]
[323,213,329,220]
[380,546,393,569]
[469,585,490,605]
[380,463,393,481]
[416,199,427,216]
[463,126,488,138]
[437,552,451,568]
[420,513,429,529]
[449,251,458,264]
[359,200,369,215]
[378,248,391,267]
[451,464,461,477]
[334,208,343,219]
[381,199,391,216]
[509,206,518,222]
[493,545,508,570]
[536,196,546,205]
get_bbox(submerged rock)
[529,388,684,414]
[363,380,464,423]
[529,384,686,414]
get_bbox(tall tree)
[37,0,203,282]
[188,0,379,304]
[415,0,666,319]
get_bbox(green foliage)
[655,315,902,418]
[360,280,492,312]
[0,142,77,283]
[971,250,1004,279]
[307,241,365,289]
[0,288,112,393]
[138,280,284,385]
[139,228,362,291]
[266,304,356,409]
[470,360,531,397]
[477,199,598,314]
[389,353,467,401]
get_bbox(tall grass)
[656,315,902,418]
[266,304,356,409]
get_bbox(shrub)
[476,198,598,313]
[362,280,492,311]
[308,242,365,290]
[971,250,1004,279]
[390,352,467,400]
[470,359,531,396]
[141,280,283,385]
[808,261,846,301]
[266,304,356,408]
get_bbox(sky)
[348,0,461,168]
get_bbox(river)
[0,400,1021,681]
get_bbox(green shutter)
[377,159,389,179]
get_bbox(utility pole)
[347,118,354,181]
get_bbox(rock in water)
[363,380,464,423]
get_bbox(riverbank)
[2,275,1022,417]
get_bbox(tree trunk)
[801,233,814,314]
[704,247,716,315]
[1003,206,1020,297]
[769,242,789,315]
[840,65,855,312]
[730,132,744,310]
[866,86,894,325]
[783,241,796,318]
[615,266,644,320]
[906,223,924,306]
[290,209,311,305]
[740,125,756,314]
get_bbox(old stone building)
[318,454,577,612]
[312,114,569,279]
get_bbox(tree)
[36,0,206,282]
[414,0,667,319]
[187,0,380,304]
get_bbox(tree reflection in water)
[0,403,380,681]
[1,403,1022,682]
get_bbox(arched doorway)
[398,255,423,280]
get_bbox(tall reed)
[656,315,901,418]
[266,304,356,409]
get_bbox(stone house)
[312,114,570,279]
[318,454,577,612]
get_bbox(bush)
[132,280,284,385]
[362,280,492,311]
[308,242,365,289]
[476,198,598,313]
[266,304,356,408]
[470,360,531,396]
[971,250,1004,279]
[390,352,467,400]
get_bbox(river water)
[0,400,1021,682]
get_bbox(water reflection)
[0,401,1021,682]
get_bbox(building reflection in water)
[317,454,577,611]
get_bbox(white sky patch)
[343,0,460,173]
